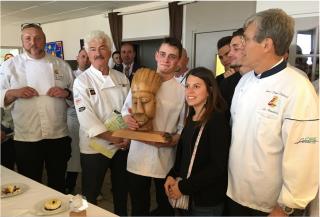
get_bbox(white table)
[1,166,117,217]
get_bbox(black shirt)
[219,72,242,122]
[168,111,231,206]
[179,119,199,178]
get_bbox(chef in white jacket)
[73,30,130,215]
[227,9,318,216]
[0,23,73,193]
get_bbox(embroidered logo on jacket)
[74,98,82,106]
[87,88,96,96]
[78,107,86,112]
[295,137,318,144]
[268,96,279,107]
[54,69,63,80]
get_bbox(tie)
[124,65,130,78]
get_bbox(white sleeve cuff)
[87,125,108,138]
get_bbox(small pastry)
[2,184,20,194]
[44,199,62,211]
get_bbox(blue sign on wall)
[45,41,64,59]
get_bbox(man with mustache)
[0,23,73,193]
[73,30,130,215]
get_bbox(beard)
[25,46,45,58]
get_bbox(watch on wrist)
[64,88,72,99]
[279,204,295,215]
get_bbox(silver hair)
[244,8,294,56]
[84,30,112,51]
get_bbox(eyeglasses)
[21,23,42,30]
[239,35,245,45]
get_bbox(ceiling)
[1,1,148,26]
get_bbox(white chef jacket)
[227,63,319,212]
[68,68,86,109]
[174,72,188,86]
[121,77,185,178]
[66,68,85,172]
[73,68,85,78]
[0,53,73,142]
[73,66,129,154]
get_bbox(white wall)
[0,13,110,58]
[0,2,170,60]
[184,1,256,69]
[256,1,319,17]
[123,8,169,41]
[256,1,319,66]
[42,4,169,60]
[43,8,169,60]
[1,24,21,47]
[42,14,109,60]
[2,1,318,61]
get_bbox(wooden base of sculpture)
[112,129,172,143]
[69,210,86,217]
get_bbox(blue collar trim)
[254,60,287,79]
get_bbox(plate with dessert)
[33,197,69,216]
[1,183,28,198]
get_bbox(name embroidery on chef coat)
[54,69,63,80]
[264,92,287,115]
[87,88,96,96]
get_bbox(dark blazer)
[113,64,123,72]
[117,62,141,84]
[167,111,231,206]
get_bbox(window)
[0,47,21,65]
[295,28,319,81]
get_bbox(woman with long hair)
[164,67,231,216]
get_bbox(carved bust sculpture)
[131,68,162,131]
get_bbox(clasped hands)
[8,86,69,99]
[4,86,71,106]
[164,176,183,200]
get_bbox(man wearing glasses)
[227,9,318,216]
[122,37,185,216]
[0,23,73,193]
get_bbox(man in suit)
[120,42,141,83]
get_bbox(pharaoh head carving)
[131,68,162,131]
